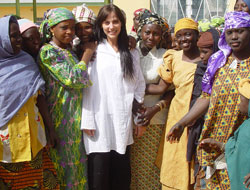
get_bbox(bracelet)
[156,103,163,110]
[155,100,167,111]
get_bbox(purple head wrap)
[202,11,250,94]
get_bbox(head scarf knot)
[40,7,75,44]
[174,18,198,35]
[72,4,96,25]
[202,11,250,94]
[137,12,169,40]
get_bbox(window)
[151,0,229,26]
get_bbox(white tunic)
[138,46,168,125]
[81,40,145,155]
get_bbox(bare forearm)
[80,49,95,64]
[146,80,171,95]
[36,95,53,129]
[178,97,210,127]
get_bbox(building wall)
[0,5,100,22]
[0,0,150,31]
[113,0,150,33]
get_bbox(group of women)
[0,0,250,189]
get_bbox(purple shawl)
[0,16,45,128]
[202,11,250,94]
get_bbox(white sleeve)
[80,62,97,130]
[131,48,145,103]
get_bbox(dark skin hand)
[128,35,137,50]
[132,98,145,115]
[138,90,175,126]
[36,94,59,148]
[81,41,97,63]
[240,94,249,115]
[199,138,224,153]
[244,173,250,189]
[200,138,250,189]
[166,97,209,143]
[132,99,147,137]
[135,126,147,137]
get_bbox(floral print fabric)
[39,41,91,189]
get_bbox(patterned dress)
[197,56,250,190]
[130,46,167,190]
[39,41,91,190]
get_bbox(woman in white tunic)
[80,4,145,190]
[130,12,172,190]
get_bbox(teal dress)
[225,100,250,190]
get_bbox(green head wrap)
[40,7,75,44]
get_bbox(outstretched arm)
[138,90,175,126]
[146,78,171,95]
[166,97,210,143]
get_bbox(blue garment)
[0,16,45,128]
[225,100,250,190]
[243,0,250,10]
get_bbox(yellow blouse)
[0,92,47,163]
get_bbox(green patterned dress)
[38,41,91,190]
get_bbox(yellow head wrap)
[174,18,198,35]
[239,78,250,99]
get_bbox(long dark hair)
[95,4,134,79]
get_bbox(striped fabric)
[0,148,59,189]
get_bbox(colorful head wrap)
[174,18,198,35]
[131,8,151,32]
[0,16,45,128]
[161,16,170,35]
[17,19,37,34]
[137,12,169,40]
[133,8,151,17]
[239,78,250,99]
[40,7,75,44]
[72,4,96,25]
[202,11,250,94]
